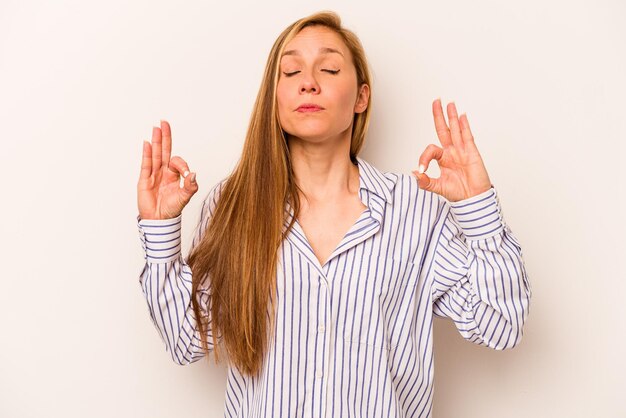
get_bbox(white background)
[1,0,624,417]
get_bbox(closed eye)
[282,69,340,77]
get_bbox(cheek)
[276,79,292,107]
[333,84,358,116]
[276,82,290,122]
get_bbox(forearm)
[137,215,213,365]
[432,188,532,349]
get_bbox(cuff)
[448,187,504,240]
[137,214,182,263]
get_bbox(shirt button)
[318,325,325,333]
[316,371,323,378]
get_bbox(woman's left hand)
[412,99,492,202]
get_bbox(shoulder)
[359,157,442,209]
[389,171,446,216]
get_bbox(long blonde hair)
[188,10,373,378]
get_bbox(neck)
[287,131,360,203]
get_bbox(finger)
[160,120,172,169]
[168,156,191,176]
[446,102,464,149]
[151,126,162,173]
[459,113,475,145]
[140,140,152,179]
[179,172,199,197]
[417,143,444,173]
[411,171,442,195]
[432,98,452,147]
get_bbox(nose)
[299,72,319,94]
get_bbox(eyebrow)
[281,47,344,58]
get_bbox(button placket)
[315,276,330,380]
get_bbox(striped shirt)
[136,156,532,418]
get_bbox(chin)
[288,124,354,143]
[288,133,328,143]
[285,125,334,142]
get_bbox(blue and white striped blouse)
[136,156,532,418]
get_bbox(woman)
[136,10,531,417]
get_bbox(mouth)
[296,104,324,112]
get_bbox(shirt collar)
[355,156,396,204]
[284,156,396,223]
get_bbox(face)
[276,25,369,144]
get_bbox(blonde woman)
[136,10,531,418]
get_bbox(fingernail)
[190,173,196,183]
[418,164,425,174]
[183,170,189,178]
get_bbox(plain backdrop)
[1,0,624,417]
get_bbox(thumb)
[179,171,199,203]
[412,170,440,194]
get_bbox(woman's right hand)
[137,120,199,220]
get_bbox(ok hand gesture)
[412,99,492,202]
[137,120,199,220]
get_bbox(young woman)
[136,10,531,418]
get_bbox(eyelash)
[283,69,340,77]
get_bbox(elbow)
[172,354,200,367]
[491,322,527,351]
[471,304,530,351]
[171,349,204,366]
[171,352,192,366]
[170,344,206,366]
[497,335,523,351]
[503,297,531,350]
[492,291,532,351]
[166,343,193,366]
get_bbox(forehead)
[281,26,349,59]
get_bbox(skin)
[413,100,492,201]
[276,25,371,265]
[137,120,198,220]
[136,25,492,223]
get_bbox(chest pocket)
[342,257,418,351]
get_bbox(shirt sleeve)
[136,179,225,365]
[430,187,532,350]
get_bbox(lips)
[296,103,324,112]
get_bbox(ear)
[353,83,370,114]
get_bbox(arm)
[137,180,224,365]
[430,187,532,349]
